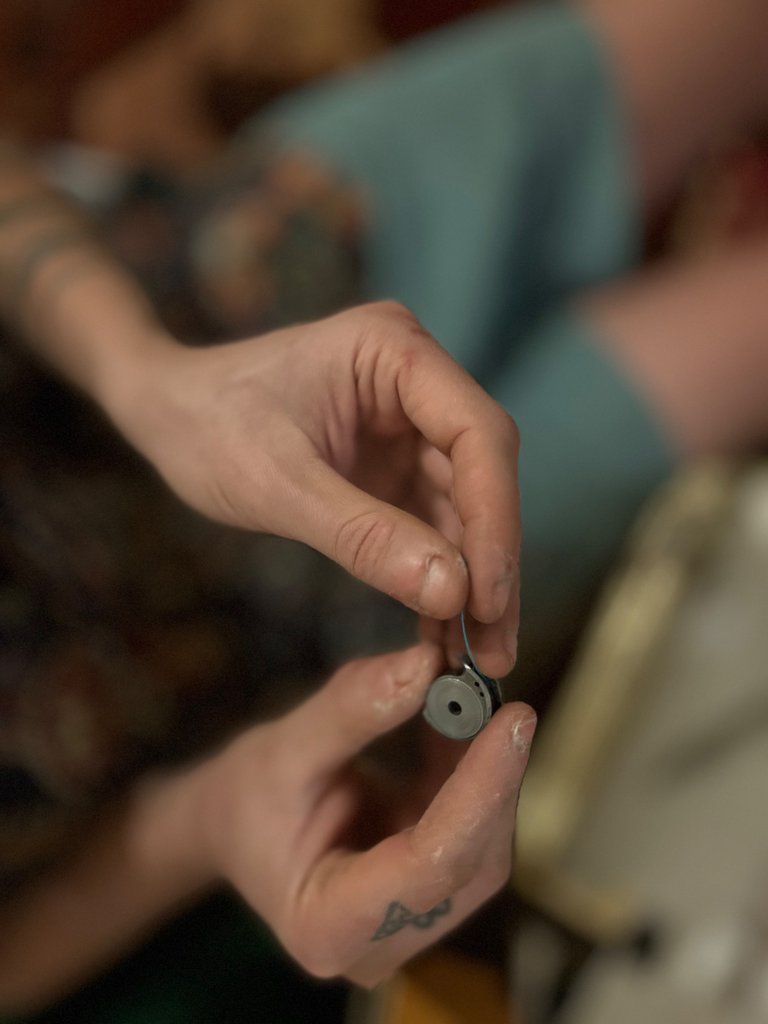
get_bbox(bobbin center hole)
[448,701,462,716]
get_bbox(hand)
[196,643,536,987]
[109,302,520,677]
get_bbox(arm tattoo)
[0,183,104,330]
[0,193,64,231]
[370,898,452,941]
[3,226,98,326]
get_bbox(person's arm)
[0,148,520,676]
[0,644,535,1016]
[0,145,170,406]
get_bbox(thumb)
[330,701,536,919]
[284,643,443,777]
[294,462,468,619]
[294,702,536,985]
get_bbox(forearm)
[0,764,215,1017]
[0,144,175,413]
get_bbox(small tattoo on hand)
[370,898,452,941]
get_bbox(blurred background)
[0,0,503,164]
[2,2,768,1023]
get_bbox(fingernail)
[491,575,513,620]
[512,712,537,754]
[504,627,518,663]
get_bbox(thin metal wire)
[460,610,477,671]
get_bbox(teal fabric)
[498,313,671,687]
[247,2,675,670]
[250,3,637,367]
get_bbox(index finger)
[389,327,521,628]
[293,702,536,985]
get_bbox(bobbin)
[423,660,502,740]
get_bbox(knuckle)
[334,511,395,580]
[367,652,422,716]
[408,845,478,904]
[340,299,415,339]
[420,850,509,907]
[443,857,479,894]
[488,405,520,452]
[367,298,416,323]
[505,413,521,454]
[348,301,435,385]
[326,647,430,730]
[484,854,513,897]
[363,300,431,351]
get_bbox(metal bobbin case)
[423,660,503,740]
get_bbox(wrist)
[92,323,183,429]
[128,759,221,899]
[17,232,180,416]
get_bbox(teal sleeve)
[494,312,675,692]
[244,3,638,376]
